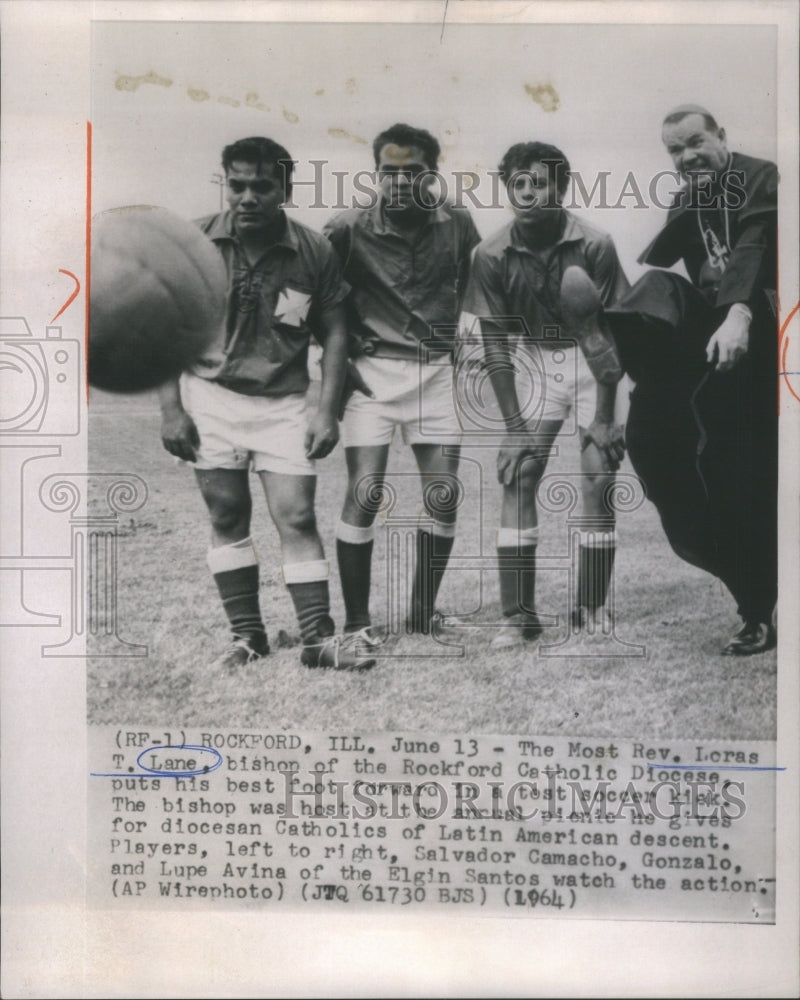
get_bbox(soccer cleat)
[489,612,544,651]
[571,605,613,634]
[559,266,623,385]
[212,635,269,672]
[722,621,777,656]
[343,625,388,649]
[405,609,470,636]
[301,635,376,671]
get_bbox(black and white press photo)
[2,2,798,997]
[86,18,780,737]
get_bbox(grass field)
[86,384,776,739]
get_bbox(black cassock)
[607,152,778,624]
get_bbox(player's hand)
[496,434,545,486]
[337,361,375,420]
[706,308,750,371]
[160,408,200,463]
[305,410,340,459]
[583,419,626,471]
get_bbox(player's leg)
[195,467,270,666]
[407,442,461,632]
[180,376,270,667]
[400,358,464,634]
[492,422,562,649]
[574,437,616,630]
[336,357,397,645]
[259,471,374,670]
[337,444,391,637]
[574,344,618,631]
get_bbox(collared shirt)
[189,211,349,396]
[462,211,629,342]
[324,200,481,360]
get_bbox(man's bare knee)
[196,474,252,539]
[517,454,549,485]
[421,475,462,523]
[345,473,389,526]
[276,503,318,539]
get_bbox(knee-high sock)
[336,520,375,632]
[409,520,457,633]
[575,528,617,611]
[283,559,334,645]
[207,537,268,653]
[496,526,539,618]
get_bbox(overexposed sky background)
[91,20,777,282]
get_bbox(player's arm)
[158,377,199,463]
[322,214,375,413]
[583,382,626,471]
[465,250,539,486]
[483,327,555,486]
[461,249,528,429]
[580,238,629,469]
[305,303,349,460]
[455,210,483,310]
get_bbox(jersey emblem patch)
[274,288,312,327]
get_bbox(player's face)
[376,143,433,212]
[507,161,561,225]
[662,114,729,188]
[226,160,285,234]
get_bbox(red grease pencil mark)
[778,300,800,409]
[85,121,92,403]
[51,270,80,322]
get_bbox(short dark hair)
[498,141,571,198]
[221,136,294,196]
[662,109,720,133]
[372,123,441,171]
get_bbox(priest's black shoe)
[722,621,777,656]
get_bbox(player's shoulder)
[324,206,370,235]
[285,215,333,249]
[193,212,230,239]
[437,201,480,236]
[563,210,617,250]
[439,200,474,222]
[283,218,343,272]
[473,222,514,262]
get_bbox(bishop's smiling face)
[662,114,729,189]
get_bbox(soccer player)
[462,142,629,648]
[606,106,778,655]
[159,136,374,671]
[324,123,481,640]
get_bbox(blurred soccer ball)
[89,205,227,392]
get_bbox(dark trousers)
[608,271,778,623]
